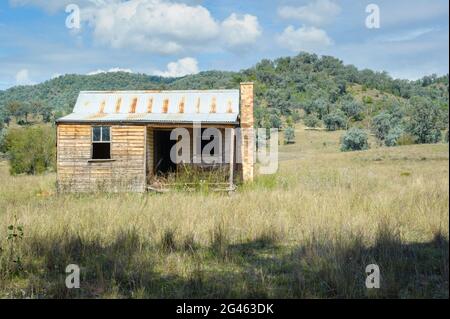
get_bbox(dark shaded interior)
[92,143,111,159]
[154,130,177,175]
[200,128,215,157]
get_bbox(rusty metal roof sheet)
[57,90,240,124]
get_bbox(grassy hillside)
[0,127,447,298]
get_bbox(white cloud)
[376,28,437,43]
[153,57,199,77]
[10,0,262,54]
[221,13,262,49]
[278,0,341,26]
[277,26,333,53]
[82,0,220,54]
[87,67,133,75]
[15,68,33,85]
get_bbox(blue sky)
[0,0,448,90]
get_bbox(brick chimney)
[240,82,254,182]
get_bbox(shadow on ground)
[1,225,448,298]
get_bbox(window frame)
[91,126,112,160]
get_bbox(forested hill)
[0,53,448,131]
[0,73,177,116]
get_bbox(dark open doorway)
[154,130,177,175]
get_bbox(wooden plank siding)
[57,124,239,192]
[57,124,146,192]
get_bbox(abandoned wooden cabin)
[55,82,254,192]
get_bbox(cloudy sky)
[0,0,448,90]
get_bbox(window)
[92,126,111,159]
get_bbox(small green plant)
[363,96,373,104]
[6,216,24,274]
[161,229,177,253]
[210,223,229,260]
[284,126,295,144]
[182,234,198,253]
[396,133,415,146]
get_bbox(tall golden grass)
[0,127,448,298]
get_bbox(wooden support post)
[229,128,235,189]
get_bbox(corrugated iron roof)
[57,90,240,124]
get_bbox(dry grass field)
[0,126,448,298]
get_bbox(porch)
[145,125,239,193]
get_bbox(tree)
[340,100,365,121]
[284,127,295,144]
[255,106,269,128]
[304,98,328,119]
[268,112,282,129]
[2,125,56,175]
[407,96,442,144]
[0,107,11,126]
[0,54,447,136]
[265,88,293,116]
[340,128,369,152]
[324,110,347,131]
[5,101,24,122]
[31,100,53,123]
[21,102,33,123]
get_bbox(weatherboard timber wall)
[239,82,255,182]
[57,124,146,192]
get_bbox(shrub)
[371,112,392,142]
[363,96,373,104]
[323,110,347,131]
[396,133,415,146]
[285,116,294,127]
[2,125,56,175]
[291,110,301,123]
[284,127,295,144]
[340,128,369,152]
[385,126,404,147]
[303,113,321,128]
[0,128,7,154]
